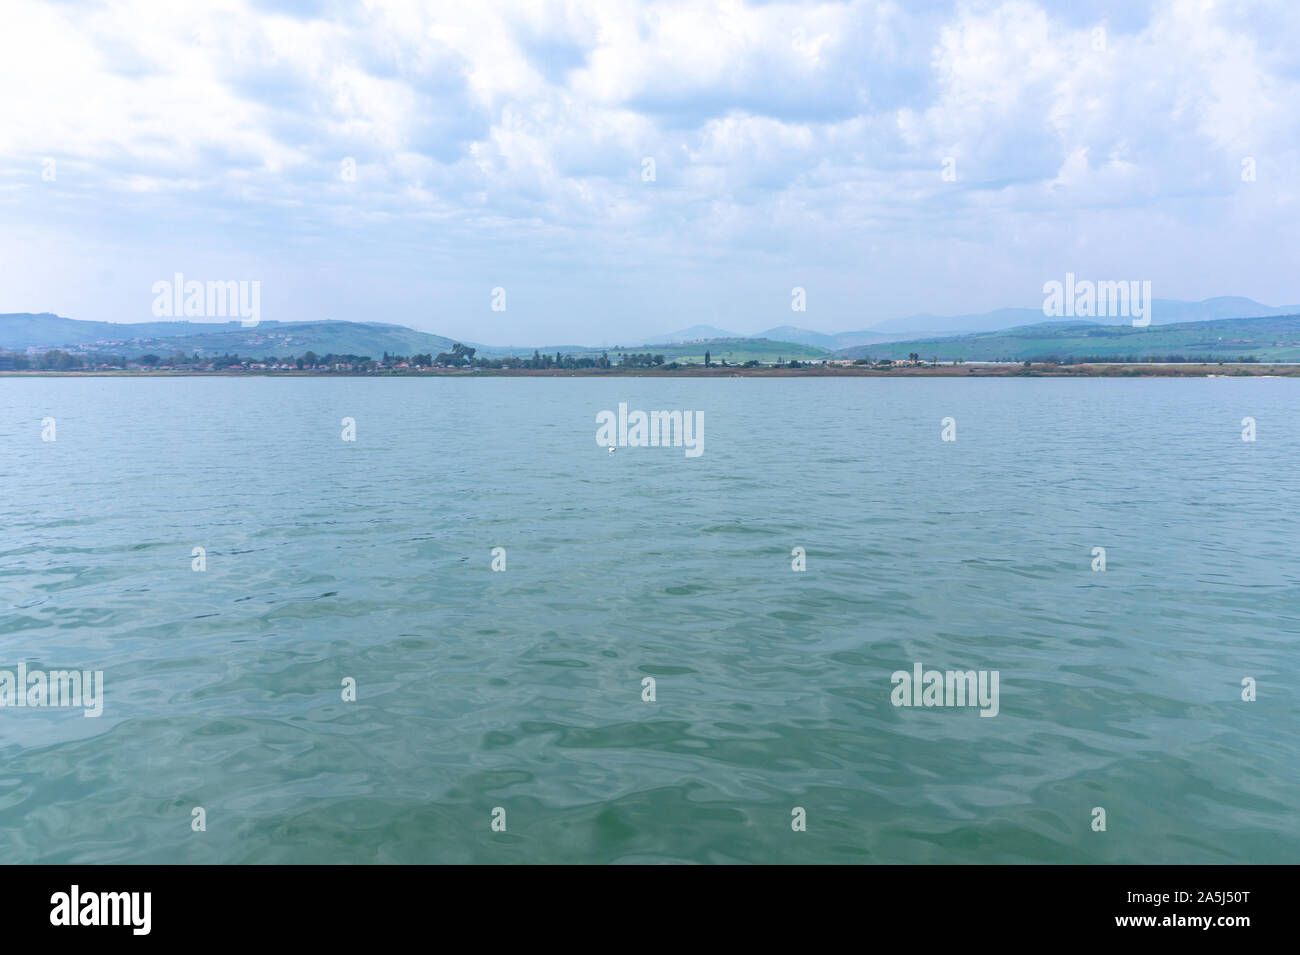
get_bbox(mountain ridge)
[4,295,1300,361]
[642,296,1300,348]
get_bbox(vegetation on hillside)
[837,315,1300,363]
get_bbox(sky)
[1,0,1298,346]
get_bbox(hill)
[863,298,1300,338]
[0,313,458,358]
[0,314,832,365]
[640,297,1300,349]
[836,314,1300,362]
[9,308,1300,366]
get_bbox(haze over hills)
[644,297,1300,348]
[755,326,853,349]
[862,297,1300,338]
[642,325,742,345]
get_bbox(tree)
[705,350,711,366]
[908,352,920,364]
[435,343,477,368]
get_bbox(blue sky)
[1,0,1297,345]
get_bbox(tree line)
[0,344,680,372]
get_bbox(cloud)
[0,0,1297,342]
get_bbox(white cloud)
[0,0,1296,341]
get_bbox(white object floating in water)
[608,446,616,453]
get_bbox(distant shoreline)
[2,363,1296,378]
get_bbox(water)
[1,376,1297,864]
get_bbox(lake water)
[1,376,1297,863]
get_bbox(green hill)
[837,315,1300,362]
[0,315,827,364]
[21,310,1299,367]
[0,313,457,358]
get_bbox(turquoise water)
[1,376,1297,863]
